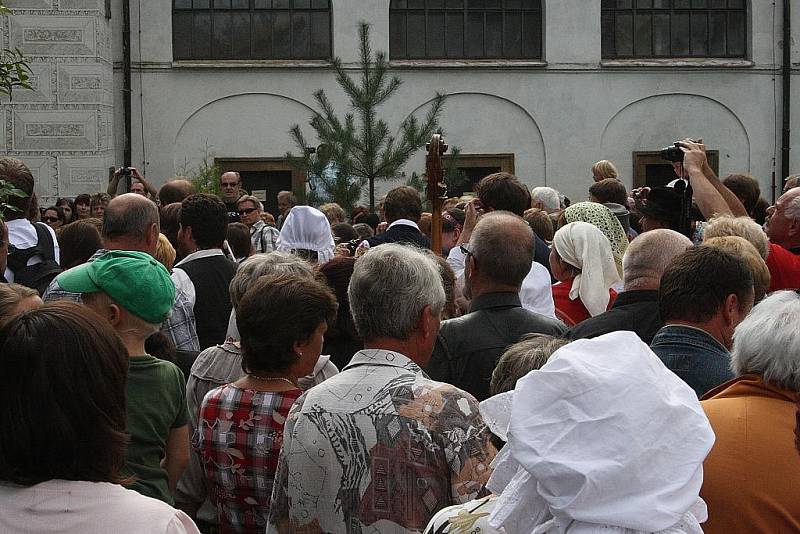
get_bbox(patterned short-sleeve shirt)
[267,349,497,534]
[195,384,302,533]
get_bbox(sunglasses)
[221,183,240,188]
[238,207,258,215]
[43,216,61,223]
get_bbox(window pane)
[615,12,633,56]
[292,11,310,57]
[601,10,615,58]
[634,13,652,56]
[522,11,541,57]
[427,12,445,57]
[232,0,248,7]
[310,11,330,57]
[252,12,272,57]
[671,12,690,55]
[390,12,406,57]
[232,12,251,57]
[273,11,291,58]
[708,12,726,55]
[485,12,502,57]
[504,12,522,57]
[175,0,192,9]
[653,13,670,55]
[406,12,426,57]
[727,11,745,56]
[212,11,233,58]
[690,12,708,56]
[194,0,210,8]
[173,12,193,58]
[193,12,212,57]
[465,12,484,57]
[445,12,463,56]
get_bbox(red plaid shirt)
[195,384,301,533]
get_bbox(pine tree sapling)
[287,21,446,211]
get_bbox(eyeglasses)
[238,207,258,215]
[43,216,60,223]
[459,244,474,257]
[221,182,239,188]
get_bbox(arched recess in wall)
[173,93,317,171]
[600,93,750,187]
[404,92,547,186]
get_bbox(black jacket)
[366,223,431,250]
[426,292,565,401]
[565,289,661,344]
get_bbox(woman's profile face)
[549,246,574,283]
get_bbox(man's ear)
[108,303,124,328]
[720,293,739,326]
[418,304,440,341]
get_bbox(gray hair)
[277,190,298,206]
[237,195,262,211]
[229,251,315,308]
[531,187,561,211]
[731,291,800,390]
[703,215,769,260]
[348,244,445,340]
[784,191,800,221]
[622,229,692,290]
[490,334,568,395]
[470,211,534,288]
[102,193,159,241]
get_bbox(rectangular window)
[390,0,542,60]
[173,0,331,60]
[601,0,746,59]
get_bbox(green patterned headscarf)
[564,202,628,279]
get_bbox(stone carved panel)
[10,16,96,57]
[0,111,6,151]
[4,0,53,9]
[20,157,57,200]
[98,109,113,151]
[13,110,98,151]
[58,156,113,197]
[59,0,102,9]
[0,63,54,104]
[57,63,111,104]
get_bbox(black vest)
[176,254,236,350]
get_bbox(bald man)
[426,211,565,401]
[566,229,692,344]
[220,172,243,223]
[158,178,196,207]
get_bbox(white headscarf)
[484,332,715,534]
[553,221,621,317]
[276,205,335,264]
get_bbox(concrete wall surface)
[3,0,798,206]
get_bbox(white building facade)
[2,0,799,212]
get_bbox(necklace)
[247,374,296,388]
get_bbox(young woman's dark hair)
[237,271,337,374]
[226,222,253,261]
[318,256,361,368]
[56,197,76,223]
[159,202,182,253]
[58,219,104,270]
[0,301,129,486]
[42,205,67,227]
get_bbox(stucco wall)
[4,1,797,206]
[2,0,114,203]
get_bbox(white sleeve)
[171,268,195,309]
[164,510,201,534]
[44,224,60,264]
[446,245,466,280]
[519,261,556,319]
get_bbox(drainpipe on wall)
[781,0,791,198]
[122,0,132,190]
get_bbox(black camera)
[660,143,684,163]
[120,167,132,176]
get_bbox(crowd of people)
[0,137,799,534]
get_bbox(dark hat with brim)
[634,187,683,224]
[603,202,630,233]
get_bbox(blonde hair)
[0,283,40,324]
[703,215,768,260]
[592,160,619,180]
[153,233,176,271]
[704,236,770,303]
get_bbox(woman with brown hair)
[195,271,337,533]
[0,302,199,533]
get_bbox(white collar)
[174,248,224,268]
[387,219,420,231]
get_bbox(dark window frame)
[389,0,543,60]
[601,0,747,60]
[172,0,332,61]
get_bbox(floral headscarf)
[564,202,628,279]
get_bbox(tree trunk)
[369,176,375,212]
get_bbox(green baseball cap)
[57,250,176,324]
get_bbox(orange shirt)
[700,376,800,534]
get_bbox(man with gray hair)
[428,211,564,401]
[531,186,561,213]
[764,186,800,290]
[43,193,200,352]
[267,244,497,534]
[567,229,692,344]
